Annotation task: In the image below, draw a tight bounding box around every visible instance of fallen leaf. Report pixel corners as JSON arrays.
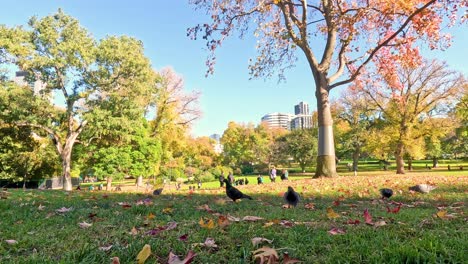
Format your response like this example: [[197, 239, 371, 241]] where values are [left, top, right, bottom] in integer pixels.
[[199, 217, 215, 229], [263, 222, 275, 228], [373, 220, 387, 227], [328, 227, 346, 235], [196, 204, 214, 213], [56, 207, 73, 213], [252, 247, 279, 264], [243, 216, 264, 221], [363, 209, 373, 225], [283, 252, 302, 264], [434, 210, 454, 219], [99, 245, 113, 251], [386, 205, 401, 214], [5, 240, 17, 245], [110, 257, 120, 264], [326, 208, 340, 219], [217, 215, 230, 228], [178, 234, 189, 242], [38, 204, 45, 211], [227, 214, 240, 222], [344, 219, 361, 225], [136, 244, 151, 264], [195, 237, 218, 250], [304, 203, 315, 210], [130, 227, 139, 235], [163, 207, 173, 214], [78, 222, 92, 229], [167, 250, 196, 264], [251, 237, 273, 247], [280, 220, 294, 228], [147, 213, 156, 219]]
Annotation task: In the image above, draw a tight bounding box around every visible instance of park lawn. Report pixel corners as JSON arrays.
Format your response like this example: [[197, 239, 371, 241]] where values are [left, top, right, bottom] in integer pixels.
[[0, 172, 467, 263]]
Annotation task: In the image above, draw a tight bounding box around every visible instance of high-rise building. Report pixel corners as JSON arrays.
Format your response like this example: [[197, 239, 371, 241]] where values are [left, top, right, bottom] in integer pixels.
[[14, 71, 47, 96], [291, 102, 313, 130], [261, 112, 294, 130]]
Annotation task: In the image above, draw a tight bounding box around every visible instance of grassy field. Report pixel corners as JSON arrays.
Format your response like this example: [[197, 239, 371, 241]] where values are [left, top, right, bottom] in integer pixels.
[[1, 172, 467, 263]]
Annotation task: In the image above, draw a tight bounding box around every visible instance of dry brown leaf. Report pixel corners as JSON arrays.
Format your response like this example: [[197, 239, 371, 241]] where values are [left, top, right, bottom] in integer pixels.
[[99, 245, 113, 251], [110, 257, 120, 264], [252, 237, 273, 247], [130, 227, 139, 235], [283, 252, 302, 264], [252, 247, 279, 264], [373, 220, 387, 227], [167, 250, 196, 264], [217, 215, 230, 228], [78, 222, 92, 229], [304, 203, 315, 210], [243, 216, 264, 221], [328, 227, 346, 235]]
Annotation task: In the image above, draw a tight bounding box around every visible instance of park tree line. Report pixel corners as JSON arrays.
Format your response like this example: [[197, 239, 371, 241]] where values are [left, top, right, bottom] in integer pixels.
[[1, 7, 467, 190]]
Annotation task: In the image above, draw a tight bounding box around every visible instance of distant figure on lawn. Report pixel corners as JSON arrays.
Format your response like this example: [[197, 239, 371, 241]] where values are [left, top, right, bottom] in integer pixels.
[[244, 178, 249, 185], [270, 167, 277, 183], [257, 175, 264, 185], [219, 173, 225, 188], [280, 169, 289, 181]]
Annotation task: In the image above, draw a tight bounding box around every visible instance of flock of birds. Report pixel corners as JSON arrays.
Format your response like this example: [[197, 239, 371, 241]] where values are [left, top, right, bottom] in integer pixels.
[[153, 179, 437, 208]]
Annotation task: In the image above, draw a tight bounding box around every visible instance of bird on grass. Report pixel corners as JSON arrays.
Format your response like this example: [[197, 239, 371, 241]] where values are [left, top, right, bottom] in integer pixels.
[[379, 188, 393, 199], [153, 188, 163, 195], [284, 186, 300, 208], [224, 179, 252, 202], [409, 184, 436, 193]]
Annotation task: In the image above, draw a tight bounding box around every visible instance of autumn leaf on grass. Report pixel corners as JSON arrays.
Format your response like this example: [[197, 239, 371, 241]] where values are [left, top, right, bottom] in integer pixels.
[[333, 200, 340, 206], [5, 240, 17, 245], [373, 220, 387, 227], [38, 204, 45, 211], [227, 214, 240, 222], [328, 227, 346, 235], [136, 244, 151, 264], [163, 207, 173, 214], [434, 210, 454, 220], [217, 215, 230, 228], [252, 247, 279, 264], [283, 252, 302, 264], [344, 219, 361, 225], [178, 234, 189, 242], [146, 222, 177, 236], [326, 208, 340, 219], [386, 205, 401, 214], [199, 217, 215, 229], [251, 237, 273, 247], [167, 250, 196, 264], [363, 209, 373, 225], [304, 203, 315, 210], [243, 216, 264, 221], [130, 227, 139, 235], [78, 222, 92, 229], [118, 202, 132, 209], [56, 207, 73, 213], [110, 257, 120, 264], [280, 220, 294, 228], [99, 245, 113, 251], [146, 212, 156, 220], [193, 237, 218, 251], [196, 204, 215, 213]]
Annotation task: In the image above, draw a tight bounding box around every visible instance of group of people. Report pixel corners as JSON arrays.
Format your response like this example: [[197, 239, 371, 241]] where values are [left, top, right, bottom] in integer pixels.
[[219, 167, 289, 187]]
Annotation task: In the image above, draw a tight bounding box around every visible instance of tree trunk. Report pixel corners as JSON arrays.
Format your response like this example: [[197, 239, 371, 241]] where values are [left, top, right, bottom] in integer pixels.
[[432, 157, 438, 168], [395, 142, 405, 174], [407, 157, 413, 171], [106, 177, 112, 191], [352, 147, 360, 172], [61, 150, 73, 191], [314, 79, 337, 178]]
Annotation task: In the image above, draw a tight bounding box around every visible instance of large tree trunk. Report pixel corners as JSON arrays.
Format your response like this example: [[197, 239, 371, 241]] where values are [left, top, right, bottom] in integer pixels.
[[61, 150, 73, 191], [407, 157, 413, 171], [432, 157, 438, 168], [314, 80, 337, 178], [395, 142, 405, 174], [352, 147, 360, 172]]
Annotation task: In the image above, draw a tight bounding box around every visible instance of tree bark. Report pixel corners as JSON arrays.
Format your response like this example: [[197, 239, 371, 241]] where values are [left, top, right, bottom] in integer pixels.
[[106, 177, 112, 191], [352, 147, 360, 172], [407, 157, 413, 171], [395, 142, 405, 174], [432, 157, 438, 168], [314, 79, 337, 178]]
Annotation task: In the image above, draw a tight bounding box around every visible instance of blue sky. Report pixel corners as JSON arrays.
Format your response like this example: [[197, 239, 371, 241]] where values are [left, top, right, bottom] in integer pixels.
[[1, 1, 467, 137]]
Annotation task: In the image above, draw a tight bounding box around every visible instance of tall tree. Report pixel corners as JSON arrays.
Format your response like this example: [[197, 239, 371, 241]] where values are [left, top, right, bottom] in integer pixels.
[[359, 60, 465, 174], [278, 128, 318, 172], [0, 10, 154, 190], [189, 0, 463, 177]]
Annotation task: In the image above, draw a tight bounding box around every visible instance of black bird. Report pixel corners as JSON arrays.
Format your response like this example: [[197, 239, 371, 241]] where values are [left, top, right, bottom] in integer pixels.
[[224, 179, 252, 202], [283, 186, 300, 208], [379, 188, 393, 199], [153, 188, 163, 195]]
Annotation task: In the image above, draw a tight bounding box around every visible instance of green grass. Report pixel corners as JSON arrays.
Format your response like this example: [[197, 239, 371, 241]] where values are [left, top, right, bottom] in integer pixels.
[[1, 172, 467, 263]]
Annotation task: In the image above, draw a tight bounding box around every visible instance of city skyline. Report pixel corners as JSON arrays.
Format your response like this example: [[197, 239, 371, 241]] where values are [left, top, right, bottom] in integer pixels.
[[1, 1, 466, 137]]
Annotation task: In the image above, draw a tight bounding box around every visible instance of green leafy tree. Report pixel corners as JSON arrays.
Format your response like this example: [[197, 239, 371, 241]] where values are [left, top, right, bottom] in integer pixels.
[[278, 129, 317, 172], [0, 10, 153, 190]]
